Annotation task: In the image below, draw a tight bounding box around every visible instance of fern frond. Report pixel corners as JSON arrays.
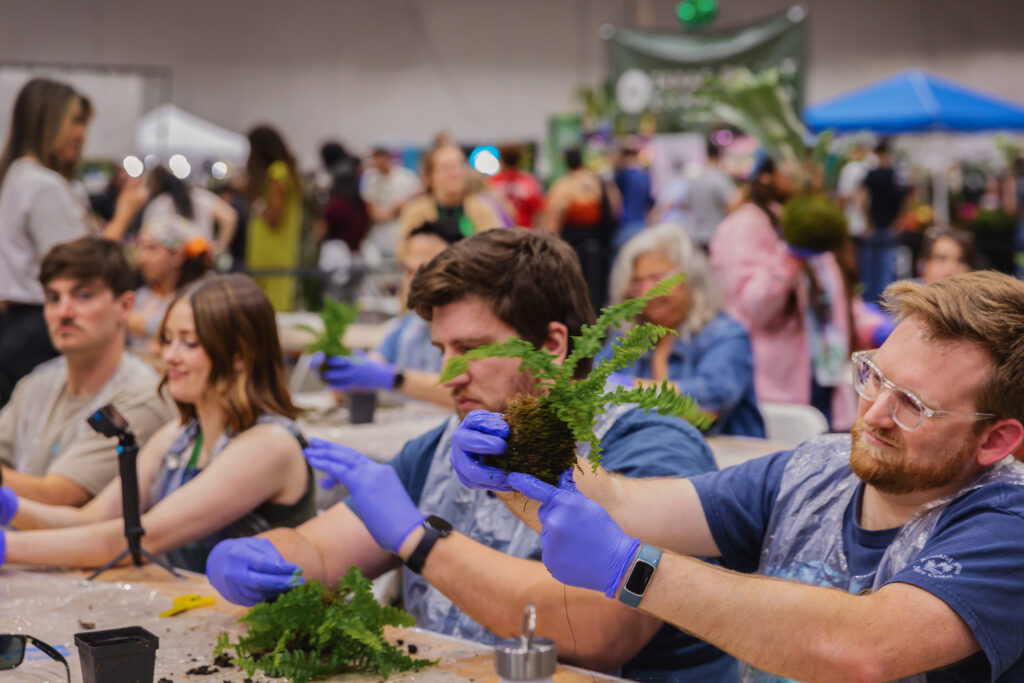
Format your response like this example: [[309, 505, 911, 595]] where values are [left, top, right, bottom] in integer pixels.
[[215, 566, 433, 680], [438, 337, 565, 384], [564, 272, 686, 373], [604, 381, 715, 431], [576, 321, 674, 401], [436, 271, 706, 474]]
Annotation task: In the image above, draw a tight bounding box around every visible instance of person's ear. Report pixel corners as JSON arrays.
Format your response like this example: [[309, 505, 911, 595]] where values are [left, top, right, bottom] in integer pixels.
[[116, 290, 135, 321], [975, 419, 1024, 467], [541, 322, 570, 364]]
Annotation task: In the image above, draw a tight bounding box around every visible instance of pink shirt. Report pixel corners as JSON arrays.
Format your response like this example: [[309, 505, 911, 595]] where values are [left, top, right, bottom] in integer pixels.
[[710, 203, 882, 430]]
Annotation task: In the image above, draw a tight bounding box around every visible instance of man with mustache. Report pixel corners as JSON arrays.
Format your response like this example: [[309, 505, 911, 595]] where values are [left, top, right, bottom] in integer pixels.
[[472, 271, 1024, 682], [207, 228, 735, 681], [0, 237, 174, 505]]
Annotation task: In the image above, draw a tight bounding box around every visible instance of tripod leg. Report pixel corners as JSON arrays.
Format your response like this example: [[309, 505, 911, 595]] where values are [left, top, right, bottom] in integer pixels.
[[86, 549, 132, 581], [86, 549, 184, 581], [136, 548, 183, 579]]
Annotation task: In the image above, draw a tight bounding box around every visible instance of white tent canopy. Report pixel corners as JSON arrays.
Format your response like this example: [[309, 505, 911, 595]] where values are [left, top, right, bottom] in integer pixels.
[[134, 104, 248, 164]]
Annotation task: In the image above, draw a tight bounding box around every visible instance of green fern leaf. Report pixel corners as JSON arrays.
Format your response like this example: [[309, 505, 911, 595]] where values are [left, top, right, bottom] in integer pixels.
[[215, 566, 433, 680], [436, 272, 710, 476]]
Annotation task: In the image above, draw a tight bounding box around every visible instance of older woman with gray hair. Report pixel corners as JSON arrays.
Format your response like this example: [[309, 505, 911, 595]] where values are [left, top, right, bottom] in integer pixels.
[[598, 223, 765, 436]]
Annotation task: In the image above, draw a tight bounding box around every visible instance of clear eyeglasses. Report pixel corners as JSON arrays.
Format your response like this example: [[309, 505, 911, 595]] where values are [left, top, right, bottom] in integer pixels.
[[0, 634, 71, 682], [850, 350, 997, 432]]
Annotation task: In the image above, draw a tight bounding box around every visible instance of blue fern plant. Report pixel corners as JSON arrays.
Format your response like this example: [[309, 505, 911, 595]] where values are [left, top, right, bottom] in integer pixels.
[[439, 273, 713, 483]]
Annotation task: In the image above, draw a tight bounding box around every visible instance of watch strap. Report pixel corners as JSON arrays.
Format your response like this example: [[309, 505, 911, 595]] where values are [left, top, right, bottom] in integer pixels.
[[617, 543, 662, 608], [404, 515, 451, 574], [392, 369, 406, 390]]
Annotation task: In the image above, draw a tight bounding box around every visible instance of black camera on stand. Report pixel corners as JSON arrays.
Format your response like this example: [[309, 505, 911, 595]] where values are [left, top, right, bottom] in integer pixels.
[[85, 404, 180, 580]]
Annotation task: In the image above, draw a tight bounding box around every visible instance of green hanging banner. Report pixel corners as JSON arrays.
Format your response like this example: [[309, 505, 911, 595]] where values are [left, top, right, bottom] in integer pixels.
[[608, 6, 808, 132]]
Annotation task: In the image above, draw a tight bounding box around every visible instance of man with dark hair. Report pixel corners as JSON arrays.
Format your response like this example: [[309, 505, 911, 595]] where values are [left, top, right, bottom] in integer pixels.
[[0, 237, 174, 506], [207, 228, 733, 681], [862, 139, 909, 302]]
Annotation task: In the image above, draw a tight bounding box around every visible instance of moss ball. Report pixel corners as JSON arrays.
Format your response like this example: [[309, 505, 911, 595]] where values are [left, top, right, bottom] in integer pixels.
[[487, 394, 576, 486], [781, 194, 848, 252]]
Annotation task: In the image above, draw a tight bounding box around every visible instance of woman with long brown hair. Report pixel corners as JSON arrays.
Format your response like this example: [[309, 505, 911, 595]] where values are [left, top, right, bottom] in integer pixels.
[[0, 78, 145, 405], [0, 274, 315, 572]]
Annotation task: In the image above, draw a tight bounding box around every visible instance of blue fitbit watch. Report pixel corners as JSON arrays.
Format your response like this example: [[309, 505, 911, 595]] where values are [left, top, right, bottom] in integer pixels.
[[618, 543, 663, 608]]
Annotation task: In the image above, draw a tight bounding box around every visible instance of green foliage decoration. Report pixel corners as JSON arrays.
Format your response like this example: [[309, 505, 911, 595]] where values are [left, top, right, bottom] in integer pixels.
[[685, 67, 809, 165], [295, 295, 359, 358], [215, 567, 433, 683], [439, 273, 713, 478]]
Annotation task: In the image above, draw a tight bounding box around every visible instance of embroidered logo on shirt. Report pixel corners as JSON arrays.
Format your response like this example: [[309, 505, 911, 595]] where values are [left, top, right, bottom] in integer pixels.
[[912, 554, 962, 579]]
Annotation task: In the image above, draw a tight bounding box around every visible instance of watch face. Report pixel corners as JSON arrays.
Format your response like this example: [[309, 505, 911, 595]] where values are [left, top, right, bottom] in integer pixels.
[[426, 515, 452, 533], [625, 561, 656, 594]]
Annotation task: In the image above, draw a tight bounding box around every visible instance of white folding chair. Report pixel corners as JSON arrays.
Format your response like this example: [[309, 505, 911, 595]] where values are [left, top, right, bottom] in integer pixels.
[[759, 402, 830, 444]]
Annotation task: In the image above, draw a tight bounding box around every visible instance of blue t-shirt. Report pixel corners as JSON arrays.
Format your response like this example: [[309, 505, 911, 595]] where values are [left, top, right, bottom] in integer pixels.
[[615, 166, 653, 225], [388, 407, 735, 683], [597, 313, 765, 437], [691, 451, 1024, 682]]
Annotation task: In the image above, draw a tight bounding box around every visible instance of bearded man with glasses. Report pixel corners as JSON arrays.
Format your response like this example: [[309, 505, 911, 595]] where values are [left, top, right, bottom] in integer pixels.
[[452, 270, 1024, 682]]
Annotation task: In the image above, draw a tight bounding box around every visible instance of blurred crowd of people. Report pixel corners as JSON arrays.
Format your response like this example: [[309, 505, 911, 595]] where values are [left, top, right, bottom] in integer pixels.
[[3, 76, 1018, 436]]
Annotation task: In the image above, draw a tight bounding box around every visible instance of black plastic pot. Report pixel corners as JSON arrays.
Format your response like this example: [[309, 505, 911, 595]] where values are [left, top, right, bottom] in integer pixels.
[[349, 391, 378, 424], [74, 626, 159, 683]]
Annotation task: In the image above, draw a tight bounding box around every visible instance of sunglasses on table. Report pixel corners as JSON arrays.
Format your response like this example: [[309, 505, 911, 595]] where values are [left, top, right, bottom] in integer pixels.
[[0, 634, 70, 682]]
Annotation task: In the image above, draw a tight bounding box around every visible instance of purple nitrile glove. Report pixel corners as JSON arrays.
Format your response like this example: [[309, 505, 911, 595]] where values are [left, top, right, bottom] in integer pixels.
[[450, 410, 512, 492], [0, 486, 17, 526], [316, 351, 395, 392], [508, 472, 640, 599], [0, 529, 5, 567], [206, 537, 304, 606], [304, 438, 424, 553]]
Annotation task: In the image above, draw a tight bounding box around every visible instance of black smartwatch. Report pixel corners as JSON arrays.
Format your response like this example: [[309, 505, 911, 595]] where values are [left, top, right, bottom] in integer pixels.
[[404, 514, 452, 574], [392, 369, 406, 391]]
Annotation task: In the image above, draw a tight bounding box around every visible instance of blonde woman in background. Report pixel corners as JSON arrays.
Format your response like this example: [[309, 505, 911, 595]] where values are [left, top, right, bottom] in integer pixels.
[[398, 144, 506, 242]]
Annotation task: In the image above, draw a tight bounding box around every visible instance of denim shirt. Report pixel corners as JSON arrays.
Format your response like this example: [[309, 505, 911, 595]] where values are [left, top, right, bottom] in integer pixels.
[[598, 312, 765, 437]]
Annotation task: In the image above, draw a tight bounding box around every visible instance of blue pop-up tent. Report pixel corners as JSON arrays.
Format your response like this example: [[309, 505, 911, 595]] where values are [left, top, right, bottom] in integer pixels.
[[804, 69, 1024, 134]]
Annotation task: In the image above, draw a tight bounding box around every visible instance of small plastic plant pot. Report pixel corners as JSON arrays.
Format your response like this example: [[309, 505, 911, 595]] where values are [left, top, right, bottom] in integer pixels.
[[349, 391, 378, 424], [74, 626, 159, 683]]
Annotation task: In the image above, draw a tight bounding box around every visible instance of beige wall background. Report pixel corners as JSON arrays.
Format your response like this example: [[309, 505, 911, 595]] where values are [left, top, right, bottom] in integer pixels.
[[1, 0, 1022, 165]]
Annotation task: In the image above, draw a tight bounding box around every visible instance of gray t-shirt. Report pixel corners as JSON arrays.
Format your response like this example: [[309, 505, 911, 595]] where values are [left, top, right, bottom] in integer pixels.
[[688, 165, 736, 246], [0, 158, 88, 304], [0, 354, 177, 495]]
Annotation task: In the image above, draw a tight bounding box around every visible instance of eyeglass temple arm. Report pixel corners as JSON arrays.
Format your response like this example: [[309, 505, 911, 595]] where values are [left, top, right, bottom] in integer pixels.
[[27, 637, 71, 682]]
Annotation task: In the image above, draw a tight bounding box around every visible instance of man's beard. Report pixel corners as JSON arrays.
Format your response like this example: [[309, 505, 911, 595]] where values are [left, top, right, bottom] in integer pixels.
[[849, 421, 978, 495]]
